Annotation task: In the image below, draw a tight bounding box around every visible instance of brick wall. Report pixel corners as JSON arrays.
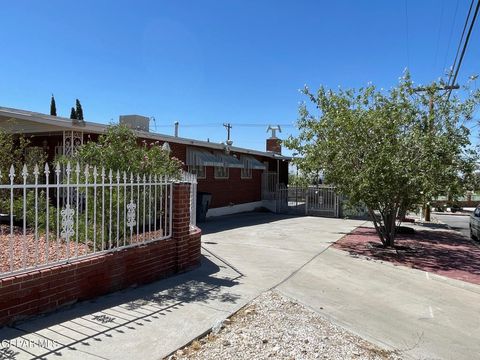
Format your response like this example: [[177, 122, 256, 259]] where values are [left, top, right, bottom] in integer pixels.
[[266, 138, 281, 154], [0, 183, 201, 327], [197, 168, 263, 208]]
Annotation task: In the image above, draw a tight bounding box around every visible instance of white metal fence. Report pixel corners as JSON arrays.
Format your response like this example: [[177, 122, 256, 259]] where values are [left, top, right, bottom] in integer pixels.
[[181, 171, 197, 228], [0, 162, 174, 278]]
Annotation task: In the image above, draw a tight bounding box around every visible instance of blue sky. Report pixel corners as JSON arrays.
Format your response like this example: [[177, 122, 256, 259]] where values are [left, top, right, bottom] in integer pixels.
[[0, 0, 479, 155]]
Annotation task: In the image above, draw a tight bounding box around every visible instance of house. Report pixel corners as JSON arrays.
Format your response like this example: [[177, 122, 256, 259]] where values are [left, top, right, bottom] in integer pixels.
[[0, 106, 290, 218]]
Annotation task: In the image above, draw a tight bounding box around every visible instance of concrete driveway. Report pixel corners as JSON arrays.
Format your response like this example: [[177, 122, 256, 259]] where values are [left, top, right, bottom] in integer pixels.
[[202, 213, 480, 360]]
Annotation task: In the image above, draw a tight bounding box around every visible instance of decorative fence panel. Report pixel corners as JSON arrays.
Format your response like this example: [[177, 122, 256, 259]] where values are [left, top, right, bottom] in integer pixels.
[[0, 162, 173, 278], [182, 171, 198, 228]]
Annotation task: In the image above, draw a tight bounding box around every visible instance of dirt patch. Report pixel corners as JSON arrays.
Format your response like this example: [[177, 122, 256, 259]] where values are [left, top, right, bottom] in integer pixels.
[[334, 226, 480, 285], [0, 225, 167, 274], [170, 291, 402, 360], [0, 225, 90, 273]]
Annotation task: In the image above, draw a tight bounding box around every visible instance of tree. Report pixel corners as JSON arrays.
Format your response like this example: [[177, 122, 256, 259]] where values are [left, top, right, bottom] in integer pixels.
[[70, 107, 77, 120], [50, 94, 57, 116], [75, 99, 84, 120], [285, 73, 480, 247]]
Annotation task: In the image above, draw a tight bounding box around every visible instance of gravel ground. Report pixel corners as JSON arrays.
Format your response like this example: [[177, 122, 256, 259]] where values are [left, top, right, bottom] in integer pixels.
[[169, 291, 403, 360], [0, 225, 90, 273], [0, 224, 166, 274], [333, 225, 480, 285]]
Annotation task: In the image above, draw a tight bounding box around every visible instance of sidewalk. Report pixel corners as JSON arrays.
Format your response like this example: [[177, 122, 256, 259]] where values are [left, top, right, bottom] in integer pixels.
[[0, 250, 246, 360]]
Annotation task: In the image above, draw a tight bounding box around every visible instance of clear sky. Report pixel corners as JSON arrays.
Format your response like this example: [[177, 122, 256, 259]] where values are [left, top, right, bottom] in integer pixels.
[[1, 0, 479, 155]]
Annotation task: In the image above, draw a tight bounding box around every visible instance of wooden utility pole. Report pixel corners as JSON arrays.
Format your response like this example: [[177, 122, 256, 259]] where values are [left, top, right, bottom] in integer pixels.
[[223, 123, 232, 144], [413, 84, 459, 221]]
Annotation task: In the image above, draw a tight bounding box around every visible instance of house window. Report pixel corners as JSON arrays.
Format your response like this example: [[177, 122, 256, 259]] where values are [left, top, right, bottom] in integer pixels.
[[241, 158, 252, 179], [214, 166, 229, 179], [188, 165, 206, 179]]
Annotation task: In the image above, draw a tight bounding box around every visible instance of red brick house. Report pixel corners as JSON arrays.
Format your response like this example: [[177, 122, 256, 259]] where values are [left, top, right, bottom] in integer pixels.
[[0, 106, 290, 218]]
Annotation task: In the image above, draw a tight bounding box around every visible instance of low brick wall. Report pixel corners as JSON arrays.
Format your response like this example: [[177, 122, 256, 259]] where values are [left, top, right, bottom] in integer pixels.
[[0, 183, 201, 326]]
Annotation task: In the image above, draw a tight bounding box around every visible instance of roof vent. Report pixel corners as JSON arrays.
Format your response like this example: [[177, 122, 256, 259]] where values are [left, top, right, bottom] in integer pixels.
[[119, 115, 149, 132]]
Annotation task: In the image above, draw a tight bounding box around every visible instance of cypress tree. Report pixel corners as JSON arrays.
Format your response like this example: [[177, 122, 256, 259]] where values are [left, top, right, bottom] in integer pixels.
[[50, 94, 57, 116], [75, 99, 84, 120], [70, 107, 77, 120]]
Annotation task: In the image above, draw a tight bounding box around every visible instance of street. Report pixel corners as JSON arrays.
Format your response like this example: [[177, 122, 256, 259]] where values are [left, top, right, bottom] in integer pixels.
[[432, 213, 471, 238]]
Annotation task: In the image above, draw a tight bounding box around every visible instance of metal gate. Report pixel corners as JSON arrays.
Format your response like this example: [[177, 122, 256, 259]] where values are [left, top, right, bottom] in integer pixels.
[[272, 185, 340, 217], [305, 186, 339, 217]]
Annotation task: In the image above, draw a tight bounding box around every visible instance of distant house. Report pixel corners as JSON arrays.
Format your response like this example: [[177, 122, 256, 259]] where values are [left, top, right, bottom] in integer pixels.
[[0, 106, 290, 218]]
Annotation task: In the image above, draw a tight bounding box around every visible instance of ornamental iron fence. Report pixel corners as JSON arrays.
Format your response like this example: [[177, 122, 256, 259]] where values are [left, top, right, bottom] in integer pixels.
[[0, 162, 176, 278]]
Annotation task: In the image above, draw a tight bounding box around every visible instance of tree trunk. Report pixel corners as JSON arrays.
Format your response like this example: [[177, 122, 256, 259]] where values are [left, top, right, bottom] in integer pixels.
[[382, 208, 397, 248]]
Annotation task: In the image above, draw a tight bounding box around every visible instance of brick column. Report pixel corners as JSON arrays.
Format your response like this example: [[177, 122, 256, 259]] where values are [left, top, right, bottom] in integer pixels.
[[172, 183, 202, 272]]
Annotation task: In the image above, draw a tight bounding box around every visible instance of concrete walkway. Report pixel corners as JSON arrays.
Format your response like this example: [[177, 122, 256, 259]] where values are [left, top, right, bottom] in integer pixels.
[[2, 213, 480, 359]]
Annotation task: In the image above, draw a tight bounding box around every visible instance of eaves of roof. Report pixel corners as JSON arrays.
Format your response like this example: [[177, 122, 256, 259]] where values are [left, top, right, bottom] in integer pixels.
[[0, 106, 291, 160]]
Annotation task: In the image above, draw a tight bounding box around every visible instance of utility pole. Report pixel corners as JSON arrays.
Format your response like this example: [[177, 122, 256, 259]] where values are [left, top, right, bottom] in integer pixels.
[[413, 84, 459, 221], [223, 123, 233, 145]]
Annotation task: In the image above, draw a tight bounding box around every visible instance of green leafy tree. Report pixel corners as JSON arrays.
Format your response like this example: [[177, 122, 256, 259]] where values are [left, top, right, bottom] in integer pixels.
[[50, 94, 57, 116], [285, 73, 480, 247], [0, 129, 51, 231], [70, 107, 77, 119], [0, 129, 29, 175], [75, 99, 84, 120]]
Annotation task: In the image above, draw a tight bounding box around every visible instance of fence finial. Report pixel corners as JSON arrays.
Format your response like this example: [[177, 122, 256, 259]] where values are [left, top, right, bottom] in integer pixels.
[[33, 164, 40, 177], [21, 164, 28, 179], [44, 163, 50, 175], [9, 165, 15, 181]]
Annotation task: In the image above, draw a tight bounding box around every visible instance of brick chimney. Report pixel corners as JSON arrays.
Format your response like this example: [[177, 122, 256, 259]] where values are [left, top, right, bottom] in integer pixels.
[[266, 125, 282, 154]]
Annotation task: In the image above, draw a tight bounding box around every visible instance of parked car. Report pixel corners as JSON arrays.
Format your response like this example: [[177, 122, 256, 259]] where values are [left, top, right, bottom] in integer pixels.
[[470, 205, 480, 240], [451, 204, 463, 213]]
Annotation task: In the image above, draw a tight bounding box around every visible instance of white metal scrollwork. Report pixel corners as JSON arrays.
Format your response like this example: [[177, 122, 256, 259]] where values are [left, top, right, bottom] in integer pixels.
[[61, 204, 75, 240], [63, 131, 84, 156], [127, 201, 137, 230]]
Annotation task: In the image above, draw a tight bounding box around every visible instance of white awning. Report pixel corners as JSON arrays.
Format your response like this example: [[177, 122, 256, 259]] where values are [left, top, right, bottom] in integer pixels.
[[187, 148, 223, 167], [242, 155, 267, 170]]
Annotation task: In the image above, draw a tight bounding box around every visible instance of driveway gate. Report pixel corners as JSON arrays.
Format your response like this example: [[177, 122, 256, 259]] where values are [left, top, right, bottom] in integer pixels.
[[273, 185, 340, 217], [305, 186, 340, 217]]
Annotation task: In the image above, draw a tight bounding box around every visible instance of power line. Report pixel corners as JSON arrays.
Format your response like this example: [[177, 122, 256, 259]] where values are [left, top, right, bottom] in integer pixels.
[[148, 123, 296, 128], [446, 0, 480, 100], [446, 0, 476, 87]]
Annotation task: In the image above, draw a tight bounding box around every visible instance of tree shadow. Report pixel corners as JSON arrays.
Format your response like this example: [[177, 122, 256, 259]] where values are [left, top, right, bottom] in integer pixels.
[[0, 252, 243, 360], [335, 227, 480, 285]]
